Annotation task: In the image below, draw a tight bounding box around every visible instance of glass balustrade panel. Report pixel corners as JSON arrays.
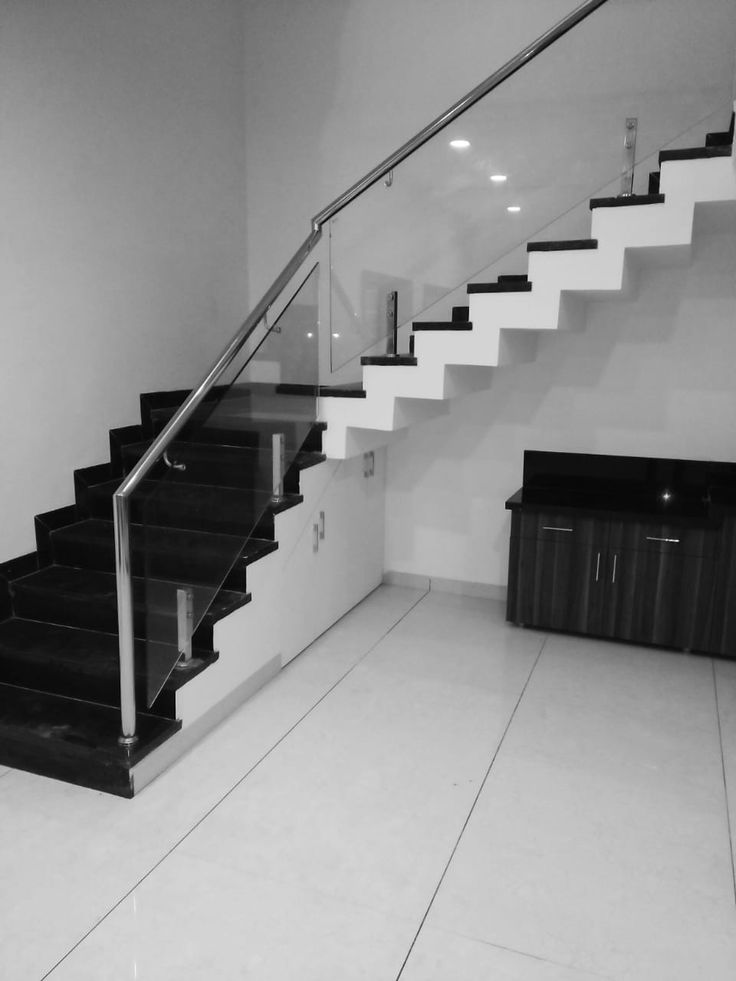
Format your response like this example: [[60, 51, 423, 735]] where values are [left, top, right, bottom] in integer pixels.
[[327, 0, 736, 377], [126, 265, 320, 707]]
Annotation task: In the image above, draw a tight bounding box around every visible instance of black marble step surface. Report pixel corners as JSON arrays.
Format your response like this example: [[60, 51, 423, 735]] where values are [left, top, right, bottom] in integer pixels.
[[360, 355, 418, 366], [659, 144, 732, 164], [589, 193, 665, 210], [527, 239, 598, 253], [412, 321, 473, 331], [84, 475, 302, 538], [497, 274, 529, 284], [0, 617, 215, 713], [648, 171, 661, 195], [11, 565, 250, 642], [119, 439, 323, 490], [705, 113, 734, 147], [467, 281, 532, 293], [0, 681, 180, 797], [275, 383, 367, 398], [452, 306, 470, 322], [50, 518, 250, 590]]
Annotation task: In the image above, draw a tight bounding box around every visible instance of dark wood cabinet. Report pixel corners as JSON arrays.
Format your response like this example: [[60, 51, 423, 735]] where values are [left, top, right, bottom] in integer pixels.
[[507, 507, 719, 654], [506, 450, 736, 657]]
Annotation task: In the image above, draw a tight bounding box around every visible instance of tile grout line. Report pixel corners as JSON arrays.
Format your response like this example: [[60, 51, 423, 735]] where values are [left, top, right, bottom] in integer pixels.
[[394, 634, 548, 981], [712, 659, 736, 907], [39, 586, 431, 981]]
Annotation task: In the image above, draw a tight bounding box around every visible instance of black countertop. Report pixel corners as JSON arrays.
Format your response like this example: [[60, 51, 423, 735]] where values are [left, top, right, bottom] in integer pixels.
[[505, 451, 736, 521]]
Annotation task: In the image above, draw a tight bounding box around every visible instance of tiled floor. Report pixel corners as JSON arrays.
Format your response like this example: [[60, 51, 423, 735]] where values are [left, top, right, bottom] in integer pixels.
[[3, 585, 736, 980]]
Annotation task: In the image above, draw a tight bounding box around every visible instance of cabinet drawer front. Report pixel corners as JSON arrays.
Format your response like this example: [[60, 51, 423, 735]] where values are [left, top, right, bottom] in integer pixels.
[[610, 520, 717, 557], [518, 511, 603, 545]]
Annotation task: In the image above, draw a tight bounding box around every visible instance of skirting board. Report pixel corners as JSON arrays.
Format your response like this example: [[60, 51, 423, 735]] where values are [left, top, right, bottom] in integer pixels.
[[382, 570, 507, 602], [130, 654, 281, 796]]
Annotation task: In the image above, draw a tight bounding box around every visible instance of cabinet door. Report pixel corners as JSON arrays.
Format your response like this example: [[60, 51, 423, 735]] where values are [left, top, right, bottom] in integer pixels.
[[706, 517, 736, 657], [510, 534, 605, 634], [602, 547, 715, 651]]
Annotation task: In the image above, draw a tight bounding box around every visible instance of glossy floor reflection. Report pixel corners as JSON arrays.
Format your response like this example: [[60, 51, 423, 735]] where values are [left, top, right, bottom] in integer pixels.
[[3, 585, 735, 980]]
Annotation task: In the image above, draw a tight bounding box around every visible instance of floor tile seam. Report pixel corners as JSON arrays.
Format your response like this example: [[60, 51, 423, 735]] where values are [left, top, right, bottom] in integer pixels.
[[393, 634, 549, 981], [170, 846, 421, 929], [421, 924, 614, 979], [38, 585, 432, 981], [712, 659, 736, 907]]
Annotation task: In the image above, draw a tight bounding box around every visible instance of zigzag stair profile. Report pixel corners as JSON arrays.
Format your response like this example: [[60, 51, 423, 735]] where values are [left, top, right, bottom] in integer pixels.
[[0, 119, 733, 796], [319, 122, 736, 459], [0, 387, 325, 796]]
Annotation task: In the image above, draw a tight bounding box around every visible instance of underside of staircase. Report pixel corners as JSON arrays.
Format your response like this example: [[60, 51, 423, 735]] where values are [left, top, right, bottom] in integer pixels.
[[0, 116, 733, 796]]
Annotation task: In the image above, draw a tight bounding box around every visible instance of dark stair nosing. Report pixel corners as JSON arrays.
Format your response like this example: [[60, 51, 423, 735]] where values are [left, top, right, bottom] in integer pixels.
[[659, 145, 732, 165], [275, 383, 366, 399], [0, 616, 216, 711], [467, 281, 532, 294], [451, 305, 470, 322], [648, 171, 661, 195], [360, 356, 418, 366], [10, 564, 250, 639], [705, 112, 734, 147], [497, 274, 529, 284], [527, 239, 598, 253], [412, 321, 473, 331], [0, 680, 180, 797], [589, 193, 665, 210]]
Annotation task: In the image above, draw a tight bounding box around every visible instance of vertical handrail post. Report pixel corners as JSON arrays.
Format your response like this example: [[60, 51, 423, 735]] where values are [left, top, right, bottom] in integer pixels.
[[619, 116, 638, 196], [386, 290, 398, 356], [113, 492, 138, 745], [272, 432, 285, 503]]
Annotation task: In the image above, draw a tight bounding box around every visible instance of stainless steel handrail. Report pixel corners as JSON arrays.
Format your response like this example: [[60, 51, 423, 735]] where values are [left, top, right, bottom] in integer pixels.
[[113, 0, 611, 742]]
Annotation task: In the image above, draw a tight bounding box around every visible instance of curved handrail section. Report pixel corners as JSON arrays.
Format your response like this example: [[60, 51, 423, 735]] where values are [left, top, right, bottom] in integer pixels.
[[113, 0, 611, 741]]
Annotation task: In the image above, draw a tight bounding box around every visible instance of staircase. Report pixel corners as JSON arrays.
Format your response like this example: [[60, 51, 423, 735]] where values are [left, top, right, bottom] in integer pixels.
[[0, 114, 733, 796]]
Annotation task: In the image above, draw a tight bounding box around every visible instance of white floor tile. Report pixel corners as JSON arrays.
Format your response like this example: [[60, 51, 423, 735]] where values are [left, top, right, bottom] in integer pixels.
[[0, 586, 422, 980], [401, 926, 608, 980], [44, 852, 415, 981], [424, 635, 736, 980], [178, 594, 543, 920]]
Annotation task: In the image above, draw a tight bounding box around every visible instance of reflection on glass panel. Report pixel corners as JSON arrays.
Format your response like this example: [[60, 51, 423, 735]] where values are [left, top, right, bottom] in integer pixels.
[[130, 265, 320, 707], [328, 0, 735, 375]]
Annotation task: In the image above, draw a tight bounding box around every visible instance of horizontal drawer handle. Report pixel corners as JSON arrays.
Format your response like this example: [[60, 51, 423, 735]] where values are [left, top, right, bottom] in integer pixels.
[[542, 526, 574, 532], [645, 536, 680, 543]]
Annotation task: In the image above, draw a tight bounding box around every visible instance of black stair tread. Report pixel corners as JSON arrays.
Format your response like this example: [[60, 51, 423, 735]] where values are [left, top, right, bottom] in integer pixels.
[[0, 681, 180, 797], [360, 356, 418, 366], [527, 239, 598, 253], [242, 538, 279, 564], [0, 617, 215, 694], [467, 281, 532, 293], [412, 321, 473, 331], [497, 274, 529, 283], [12, 565, 250, 629], [275, 383, 367, 398], [451, 305, 470, 322], [659, 145, 732, 164], [589, 193, 665, 210], [706, 113, 734, 147], [122, 437, 324, 470], [648, 172, 661, 194]]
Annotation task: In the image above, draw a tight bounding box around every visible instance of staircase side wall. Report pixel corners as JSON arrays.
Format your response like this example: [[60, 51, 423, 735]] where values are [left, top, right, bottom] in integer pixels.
[[384, 209, 736, 593]]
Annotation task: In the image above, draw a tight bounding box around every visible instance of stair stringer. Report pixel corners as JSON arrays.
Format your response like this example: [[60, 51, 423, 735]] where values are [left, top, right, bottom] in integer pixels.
[[319, 150, 736, 460]]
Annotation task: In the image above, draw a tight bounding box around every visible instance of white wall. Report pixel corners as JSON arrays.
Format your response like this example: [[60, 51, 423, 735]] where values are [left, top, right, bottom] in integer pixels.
[[0, 0, 248, 558], [240, 0, 579, 304], [384, 208, 736, 588]]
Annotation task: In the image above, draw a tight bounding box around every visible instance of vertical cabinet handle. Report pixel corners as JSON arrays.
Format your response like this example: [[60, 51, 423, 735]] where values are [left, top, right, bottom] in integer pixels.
[[595, 551, 601, 582], [312, 523, 319, 553], [611, 553, 618, 584], [319, 510, 325, 540]]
